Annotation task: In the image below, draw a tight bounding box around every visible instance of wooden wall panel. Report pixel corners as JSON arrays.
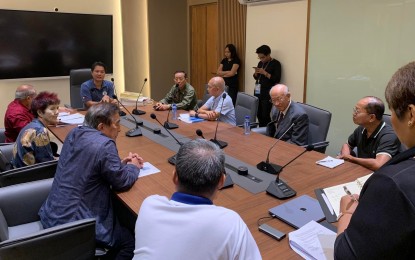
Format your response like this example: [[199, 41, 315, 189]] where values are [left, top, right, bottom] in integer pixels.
[[218, 0, 247, 91]]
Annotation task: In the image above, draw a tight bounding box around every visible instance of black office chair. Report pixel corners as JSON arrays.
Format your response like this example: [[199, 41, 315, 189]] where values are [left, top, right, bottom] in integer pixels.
[[0, 144, 13, 173], [382, 114, 406, 152], [0, 160, 58, 187], [297, 102, 332, 153], [234, 92, 259, 127], [69, 68, 92, 109], [0, 179, 96, 259], [252, 102, 332, 153], [0, 128, 5, 144]]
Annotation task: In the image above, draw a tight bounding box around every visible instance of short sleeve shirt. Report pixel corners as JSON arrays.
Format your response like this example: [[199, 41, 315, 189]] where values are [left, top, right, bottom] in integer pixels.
[[80, 79, 115, 103]]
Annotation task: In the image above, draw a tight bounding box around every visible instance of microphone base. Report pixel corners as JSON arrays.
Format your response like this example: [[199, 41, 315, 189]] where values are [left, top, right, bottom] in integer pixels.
[[168, 154, 177, 165], [126, 127, 142, 137], [256, 161, 282, 174], [266, 179, 296, 200], [210, 139, 228, 149], [119, 111, 126, 116], [164, 122, 179, 129], [132, 109, 146, 115], [221, 173, 234, 189]]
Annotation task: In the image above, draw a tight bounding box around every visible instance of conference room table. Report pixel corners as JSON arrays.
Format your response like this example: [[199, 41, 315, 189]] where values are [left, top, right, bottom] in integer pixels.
[[50, 104, 371, 259]]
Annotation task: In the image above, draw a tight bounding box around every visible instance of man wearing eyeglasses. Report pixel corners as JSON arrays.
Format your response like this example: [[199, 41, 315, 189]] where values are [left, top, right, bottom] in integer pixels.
[[266, 84, 309, 146], [154, 71, 197, 111], [337, 96, 400, 171]]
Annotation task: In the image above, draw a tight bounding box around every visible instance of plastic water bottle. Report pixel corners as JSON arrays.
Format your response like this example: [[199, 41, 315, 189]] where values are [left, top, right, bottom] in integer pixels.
[[244, 115, 250, 135], [172, 103, 177, 120]]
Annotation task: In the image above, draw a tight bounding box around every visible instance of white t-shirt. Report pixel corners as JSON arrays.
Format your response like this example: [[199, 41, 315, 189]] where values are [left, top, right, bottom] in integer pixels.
[[133, 194, 261, 260], [204, 93, 236, 126]]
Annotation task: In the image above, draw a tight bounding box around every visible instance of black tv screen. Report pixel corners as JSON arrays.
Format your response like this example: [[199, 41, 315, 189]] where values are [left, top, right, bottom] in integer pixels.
[[0, 9, 113, 79]]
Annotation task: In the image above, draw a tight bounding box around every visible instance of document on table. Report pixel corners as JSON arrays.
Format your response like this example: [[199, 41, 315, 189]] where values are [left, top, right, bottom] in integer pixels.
[[289, 220, 336, 260], [178, 113, 204, 123], [138, 162, 160, 178], [58, 113, 85, 125], [316, 156, 344, 169]]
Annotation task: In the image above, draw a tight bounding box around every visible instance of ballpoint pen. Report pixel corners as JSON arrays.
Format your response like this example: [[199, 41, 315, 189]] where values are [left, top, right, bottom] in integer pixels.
[[343, 186, 358, 202]]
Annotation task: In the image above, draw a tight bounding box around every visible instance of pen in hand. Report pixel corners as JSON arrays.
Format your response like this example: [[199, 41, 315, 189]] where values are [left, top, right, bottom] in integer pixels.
[[343, 186, 358, 202]]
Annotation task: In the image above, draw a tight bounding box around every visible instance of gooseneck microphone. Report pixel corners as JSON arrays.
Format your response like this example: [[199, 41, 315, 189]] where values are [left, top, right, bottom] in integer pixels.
[[150, 113, 182, 165], [266, 145, 314, 199], [210, 93, 228, 149], [257, 122, 295, 174], [113, 95, 142, 137], [132, 78, 148, 115], [111, 78, 126, 116], [164, 106, 179, 129]]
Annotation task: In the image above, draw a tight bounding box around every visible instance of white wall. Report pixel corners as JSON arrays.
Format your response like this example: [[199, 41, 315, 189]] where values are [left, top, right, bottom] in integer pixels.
[[244, 0, 308, 102], [0, 0, 125, 127]]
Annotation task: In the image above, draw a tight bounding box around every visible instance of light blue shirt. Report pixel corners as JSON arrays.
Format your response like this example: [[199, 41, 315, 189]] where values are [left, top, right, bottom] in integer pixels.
[[204, 92, 236, 126]]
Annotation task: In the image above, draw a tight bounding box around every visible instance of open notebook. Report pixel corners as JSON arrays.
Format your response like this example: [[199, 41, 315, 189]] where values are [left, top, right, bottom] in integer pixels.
[[321, 173, 373, 217]]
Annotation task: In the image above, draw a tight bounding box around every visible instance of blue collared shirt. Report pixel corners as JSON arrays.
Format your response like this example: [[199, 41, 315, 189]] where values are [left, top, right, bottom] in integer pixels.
[[39, 126, 140, 246], [80, 79, 115, 104]]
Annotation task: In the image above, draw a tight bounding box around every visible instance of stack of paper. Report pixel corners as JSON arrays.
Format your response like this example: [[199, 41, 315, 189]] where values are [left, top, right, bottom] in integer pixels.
[[316, 156, 344, 169], [289, 220, 336, 260], [58, 113, 85, 125], [178, 114, 204, 124]]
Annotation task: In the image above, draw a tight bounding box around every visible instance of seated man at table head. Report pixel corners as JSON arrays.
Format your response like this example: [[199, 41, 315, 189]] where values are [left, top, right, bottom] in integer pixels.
[[189, 76, 236, 126], [39, 102, 144, 259], [266, 84, 309, 146], [12, 91, 60, 168], [154, 71, 197, 111], [133, 139, 261, 260], [80, 61, 118, 108], [334, 61, 415, 259], [4, 84, 37, 143], [337, 96, 400, 171]]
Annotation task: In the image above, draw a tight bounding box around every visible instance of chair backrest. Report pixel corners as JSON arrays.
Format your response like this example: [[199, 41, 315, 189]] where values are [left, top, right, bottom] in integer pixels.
[[0, 160, 58, 187], [234, 92, 259, 125], [0, 218, 96, 260], [382, 114, 391, 126], [69, 68, 92, 109], [0, 178, 53, 228], [0, 144, 14, 172], [297, 102, 332, 152], [0, 129, 5, 143]]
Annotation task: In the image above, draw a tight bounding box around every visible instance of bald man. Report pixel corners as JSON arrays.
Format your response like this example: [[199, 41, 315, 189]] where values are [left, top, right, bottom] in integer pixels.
[[4, 85, 37, 143], [189, 77, 236, 126], [266, 84, 309, 146], [338, 96, 400, 171]]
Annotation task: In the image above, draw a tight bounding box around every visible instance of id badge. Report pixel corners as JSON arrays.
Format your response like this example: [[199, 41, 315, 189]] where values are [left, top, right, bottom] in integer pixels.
[[254, 83, 261, 95]]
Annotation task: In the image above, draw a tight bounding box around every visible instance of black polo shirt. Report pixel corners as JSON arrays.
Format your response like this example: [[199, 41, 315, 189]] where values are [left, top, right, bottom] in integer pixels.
[[348, 121, 400, 159]]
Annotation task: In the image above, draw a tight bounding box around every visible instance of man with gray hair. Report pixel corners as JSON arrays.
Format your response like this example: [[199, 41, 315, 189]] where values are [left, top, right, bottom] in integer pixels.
[[39, 103, 143, 259], [133, 139, 261, 259], [4, 84, 37, 142], [266, 84, 309, 146], [189, 76, 236, 125]]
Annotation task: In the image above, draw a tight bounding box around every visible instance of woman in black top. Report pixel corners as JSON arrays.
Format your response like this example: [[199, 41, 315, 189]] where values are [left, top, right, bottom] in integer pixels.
[[334, 61, 415, 259], [217, 44, 240, 105], [253, 45, 281, 127]]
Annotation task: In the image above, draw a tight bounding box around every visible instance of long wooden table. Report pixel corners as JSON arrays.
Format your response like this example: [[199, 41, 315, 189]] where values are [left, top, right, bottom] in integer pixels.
[[50, 105, 370, 259]]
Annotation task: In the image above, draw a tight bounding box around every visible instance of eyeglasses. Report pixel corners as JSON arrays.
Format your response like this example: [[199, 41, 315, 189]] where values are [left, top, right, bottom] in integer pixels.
[[269, 96, 286, 104], [352, 107, 370, 115]]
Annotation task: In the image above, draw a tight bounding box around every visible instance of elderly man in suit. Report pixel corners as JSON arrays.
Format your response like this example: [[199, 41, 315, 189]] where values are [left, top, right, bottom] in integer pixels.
[[266, 84, 309, 145]]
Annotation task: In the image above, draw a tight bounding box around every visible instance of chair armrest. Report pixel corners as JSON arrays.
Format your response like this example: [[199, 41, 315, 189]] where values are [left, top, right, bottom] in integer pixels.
[[251, 127, 267, 135], [0, 218, 96, 259]]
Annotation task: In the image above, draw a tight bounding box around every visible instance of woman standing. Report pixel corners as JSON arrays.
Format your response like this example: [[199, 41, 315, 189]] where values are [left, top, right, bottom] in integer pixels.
[[217, 44, 240, 105], [12, 91, 60, 168], [334, 61, 415, 259]]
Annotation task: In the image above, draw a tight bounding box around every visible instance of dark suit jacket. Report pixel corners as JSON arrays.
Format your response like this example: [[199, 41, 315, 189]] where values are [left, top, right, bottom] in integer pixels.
[[266, 102, 309, 146]]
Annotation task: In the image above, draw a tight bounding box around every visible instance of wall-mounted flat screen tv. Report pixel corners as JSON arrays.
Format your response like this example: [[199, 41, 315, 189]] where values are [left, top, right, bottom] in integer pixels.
[[0, 9, 113, 80]]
